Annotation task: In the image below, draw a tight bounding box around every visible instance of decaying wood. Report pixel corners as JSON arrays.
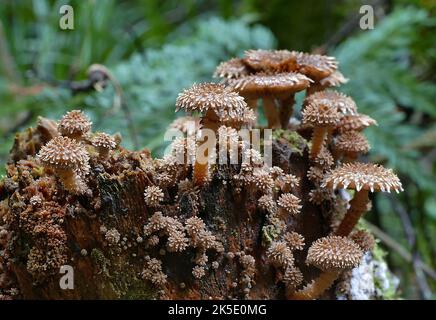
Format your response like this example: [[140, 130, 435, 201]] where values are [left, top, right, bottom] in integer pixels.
[[0, 120, 335, 300]]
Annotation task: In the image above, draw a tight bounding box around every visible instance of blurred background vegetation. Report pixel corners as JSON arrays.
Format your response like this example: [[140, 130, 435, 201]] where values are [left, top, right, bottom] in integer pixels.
[[0, 0, 435, 299]]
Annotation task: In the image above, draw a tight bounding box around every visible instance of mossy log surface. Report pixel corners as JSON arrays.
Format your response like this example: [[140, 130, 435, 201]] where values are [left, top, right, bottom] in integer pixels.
[[0, 121, 335, 300]]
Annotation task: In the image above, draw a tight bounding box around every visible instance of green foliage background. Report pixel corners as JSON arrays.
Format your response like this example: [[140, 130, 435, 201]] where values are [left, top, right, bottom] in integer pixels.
[[0, 0, 435, 299]]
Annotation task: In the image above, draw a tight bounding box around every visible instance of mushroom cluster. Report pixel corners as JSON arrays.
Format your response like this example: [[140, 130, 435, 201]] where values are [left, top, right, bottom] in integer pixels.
[[214, 49, 349, 130], [36, 110, 118, 195], [0, 49, 403, 300]]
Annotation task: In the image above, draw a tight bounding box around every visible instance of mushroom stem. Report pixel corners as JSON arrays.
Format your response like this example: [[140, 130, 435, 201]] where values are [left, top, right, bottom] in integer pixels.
[[56, 168, 83, 194], [310, 127, 327, 159], [262, 97, 281, 129], [290, 270, 340, 300], [305, 83, 323, 96], [335, 189, 369, 236], [193, 118, 217, 186], [279, 95, 295, 129]]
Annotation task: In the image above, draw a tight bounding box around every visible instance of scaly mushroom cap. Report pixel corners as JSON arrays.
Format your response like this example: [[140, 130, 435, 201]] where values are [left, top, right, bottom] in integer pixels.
[[91, 132, 116, 150], [267, 241, 294, 268], [37, 136, 89, 170], [319, 70, 349, 88], [243, 49, 297, 72], [277, 193, 302, 215], [284, 232, 305, 251], [305, 90, 357, 115], [306, 236, 363, 272], [350, 230, 375, 252], [283, 266, 304, 289], [336, 113, 378, 133], [58, 110, 92, 137], [313, 147, 334, 168], [144, 186, 164, 207], [229, 72, 312, 98], [322, 162, 403, 193], [302, 102, 341, 127], [292, 51, 338, 81], [175, 83, 250, 125], [335, 131, 370, 154], [213, 58, 251, 79], [169, 116, 201, 135]]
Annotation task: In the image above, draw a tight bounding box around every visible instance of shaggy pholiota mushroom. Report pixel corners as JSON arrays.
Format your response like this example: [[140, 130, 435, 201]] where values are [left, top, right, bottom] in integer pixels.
[[37, 136, 90, 194], [323, 162, 403, 236], [302, 100, 341, 159], [334, 131, 370, 162], [304, 90, 357, 116], [318, 70, 349, 91], [57, 110, 92, 141], [176, 83, 254, 186], [292, 51, 339, 95], [230, 72, 311, 128], [213, 58, 251, 80], [291, 236, 363, 300], [0, 48, 405, 301], [243, 49, 297, 72], [91, 132, 117, 159], [335, 112, 378, 133]]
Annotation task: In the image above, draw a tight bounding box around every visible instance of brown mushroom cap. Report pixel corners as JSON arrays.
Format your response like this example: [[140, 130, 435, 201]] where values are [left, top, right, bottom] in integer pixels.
[[350, 230, 375, 252], [175, 83, 251, 125], [306, 236, 363, 272], [243, 49, 297, 72], [292, 51, 338, 81], [277, 193, 302, 215], [91, 132, 116, 150], [37, 136, 89, 170], [335, 131, 370, 155], [283, 266, 304, 288], [284, 231, 305, 251], [229, 72, 312, 99], [322, 162, 403, 193], [305, 90, 357, 115], [336, 113, 378, 133], [319, 70, 349, 88], [58, 110, 92, 137], [213, 58, 251, 79], [302, 102, 341, 127]]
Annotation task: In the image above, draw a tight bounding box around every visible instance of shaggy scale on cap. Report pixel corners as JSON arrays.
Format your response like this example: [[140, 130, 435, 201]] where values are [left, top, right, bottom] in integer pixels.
[[243, 49, 297, 72], [349, 230, 376, 252], [214, 58, 250, 79], [284, 232, 305, 251], [92, 132, 116, 151], [319, 70, 349, 88], [335, 131, 370, 155], [229, 72, 311, 97], [302, 102, 341, 127], [292, 51, 338, 80], [277, 193, 302, 215], [305, 90, 357, 115], [322, 162, 403, 193], [336, 113, 378, 133], [144, 186, 164, 207], [306, 236, 363, 271], [38, 136, 89, 170], [175, 83, 248, 122], [58, 110, 92, 138]]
